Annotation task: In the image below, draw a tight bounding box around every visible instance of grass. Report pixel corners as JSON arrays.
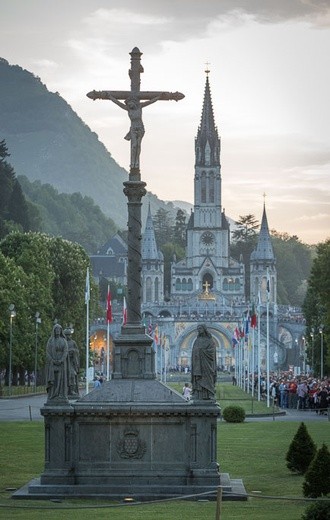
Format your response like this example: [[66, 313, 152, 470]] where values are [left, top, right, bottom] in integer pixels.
[[169, 382, 278, 415], [0, 385, 329, 519]]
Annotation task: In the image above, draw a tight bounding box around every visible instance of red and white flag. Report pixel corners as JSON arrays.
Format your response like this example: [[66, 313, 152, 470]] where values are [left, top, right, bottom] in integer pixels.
[[106, 285, 112, 324], [122, 296, 127, 325]]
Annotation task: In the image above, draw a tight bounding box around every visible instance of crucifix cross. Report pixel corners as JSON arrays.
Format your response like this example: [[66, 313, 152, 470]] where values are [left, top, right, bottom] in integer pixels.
[[87, 47, 184, 178], [203, 280, 210, 294]]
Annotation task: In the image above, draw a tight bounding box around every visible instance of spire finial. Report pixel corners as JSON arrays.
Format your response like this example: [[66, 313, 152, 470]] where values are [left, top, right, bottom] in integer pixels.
[[263, 192, 267, 207], [205, 61, 210, 76]]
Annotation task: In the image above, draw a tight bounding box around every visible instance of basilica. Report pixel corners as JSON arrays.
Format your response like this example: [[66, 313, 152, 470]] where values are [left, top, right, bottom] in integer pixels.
[[141, 72, 276, 316], [91, 73, 305, 375]]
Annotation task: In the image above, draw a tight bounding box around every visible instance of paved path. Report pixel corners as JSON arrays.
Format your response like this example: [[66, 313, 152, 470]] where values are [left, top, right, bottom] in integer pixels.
[[0, 394, 329, 422]]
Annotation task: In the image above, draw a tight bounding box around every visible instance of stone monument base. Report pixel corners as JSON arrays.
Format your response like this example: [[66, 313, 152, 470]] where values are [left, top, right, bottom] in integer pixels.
[[13, 380, 246, 501]]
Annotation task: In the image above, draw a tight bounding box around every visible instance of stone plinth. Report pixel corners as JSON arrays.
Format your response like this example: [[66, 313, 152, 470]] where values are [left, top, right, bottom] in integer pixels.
[[13, 379, 246, 501]]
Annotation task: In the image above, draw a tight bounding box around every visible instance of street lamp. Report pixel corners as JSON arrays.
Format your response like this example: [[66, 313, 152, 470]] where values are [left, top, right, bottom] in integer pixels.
[[310, 328, 314, 373], [34, 312, 41, 392], [8, 304, 16, 394], [319, 326, 324, 380]]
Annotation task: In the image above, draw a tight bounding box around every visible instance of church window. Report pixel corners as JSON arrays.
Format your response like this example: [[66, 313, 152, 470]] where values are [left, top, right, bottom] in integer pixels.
[[182, 278, 187, 291], [209, 172, 215, 203], [235, 278, 240, 291], [223, 278, 228, 291], [187, 278, 193, 291], [201, 173, 206, 202], [106, 247, 115, 256], [205, 141, 211, 166], [146, 277, 152, 302], [175, 278, 181, 291], [154, 278, 159, 301]]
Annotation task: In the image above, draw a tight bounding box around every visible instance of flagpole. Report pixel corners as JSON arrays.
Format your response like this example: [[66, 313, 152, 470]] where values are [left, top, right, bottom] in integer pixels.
[[266, 267, 270, 408], [106, 321, 110, 380], [164, 337, 167, 384], [251, 325, 255, 398], [85, 267, 90, 395]]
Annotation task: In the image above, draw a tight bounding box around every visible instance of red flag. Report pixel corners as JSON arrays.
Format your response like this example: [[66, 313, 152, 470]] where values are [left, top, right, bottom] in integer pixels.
[[251, 303, 257, 328], [106, 285, 112, 323], [122, 296, 127, 325]]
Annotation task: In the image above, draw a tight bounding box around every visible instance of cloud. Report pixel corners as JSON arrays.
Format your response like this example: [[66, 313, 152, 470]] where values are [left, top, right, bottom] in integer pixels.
[[31, 59, 59, 69], [113, 0, 330, 32]]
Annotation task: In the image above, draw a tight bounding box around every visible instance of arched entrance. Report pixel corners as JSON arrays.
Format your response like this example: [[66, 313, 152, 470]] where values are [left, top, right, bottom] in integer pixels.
[[202, 273, 214, 291]]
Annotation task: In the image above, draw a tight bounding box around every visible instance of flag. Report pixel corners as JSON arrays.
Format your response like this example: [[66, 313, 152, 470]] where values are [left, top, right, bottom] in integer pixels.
[[232, 327, 239, 348], [251, 303, 257, 328], [106, 285, 112, 323], [154, 324, 159, 345], [148, 319, 152, 336], [244, 311, 250, 342], [122, 296, 127, 325], [85, 267, 90, 305]]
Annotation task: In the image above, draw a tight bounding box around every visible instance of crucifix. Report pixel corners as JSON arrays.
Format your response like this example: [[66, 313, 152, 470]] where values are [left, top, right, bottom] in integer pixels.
[[87, 47, 184, 178], [87, 48, 184, 336]]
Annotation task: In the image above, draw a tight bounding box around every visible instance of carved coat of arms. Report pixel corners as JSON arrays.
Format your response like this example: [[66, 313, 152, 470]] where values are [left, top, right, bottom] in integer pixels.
[[117, 428, 146, 459]]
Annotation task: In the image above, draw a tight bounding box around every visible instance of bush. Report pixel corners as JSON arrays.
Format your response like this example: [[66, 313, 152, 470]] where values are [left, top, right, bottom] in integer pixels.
[[222, 405, 245, 423], [302, 501, 330, 520], [303, 444, 330, 498], [286, 422, 317, 474]]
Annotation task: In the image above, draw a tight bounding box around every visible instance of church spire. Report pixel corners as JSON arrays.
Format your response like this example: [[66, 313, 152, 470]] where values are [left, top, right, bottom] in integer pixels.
[[142, 203, 159, 260], [195, 72, 220, 167], [251, 203, 275, 263]]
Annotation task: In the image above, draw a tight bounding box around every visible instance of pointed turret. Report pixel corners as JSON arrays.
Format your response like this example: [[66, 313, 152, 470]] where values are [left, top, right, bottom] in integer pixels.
[[195, 73, 220, 167], [250, 203, 277, 307], [142, 203, 159, 260], [251, 203, 275, 263]]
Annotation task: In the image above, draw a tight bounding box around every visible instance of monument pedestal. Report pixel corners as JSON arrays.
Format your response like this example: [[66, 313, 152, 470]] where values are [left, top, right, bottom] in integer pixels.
[[14, 378, 246, 500]]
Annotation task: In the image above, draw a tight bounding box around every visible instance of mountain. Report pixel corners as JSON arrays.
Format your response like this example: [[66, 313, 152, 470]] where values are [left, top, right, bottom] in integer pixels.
[[0, 58, 185, 229]]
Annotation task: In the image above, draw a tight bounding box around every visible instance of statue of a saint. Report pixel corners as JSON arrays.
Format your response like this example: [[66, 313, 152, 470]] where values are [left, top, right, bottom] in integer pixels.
[[64, 328, 80, 398], [45, 324, 69, 402], [191, 324, 217, 401]]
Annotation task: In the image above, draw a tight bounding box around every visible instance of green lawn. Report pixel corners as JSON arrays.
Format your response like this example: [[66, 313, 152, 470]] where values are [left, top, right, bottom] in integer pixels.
[[169, 381, 278, 414], [0, 386, 329, 519]]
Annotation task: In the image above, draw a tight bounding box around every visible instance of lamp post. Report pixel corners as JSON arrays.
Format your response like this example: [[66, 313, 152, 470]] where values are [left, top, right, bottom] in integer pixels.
[[310, 328, 314, 373], [319, 326, 324, 380], [8, 304, 16, 394], [34, 312, 41, 392]]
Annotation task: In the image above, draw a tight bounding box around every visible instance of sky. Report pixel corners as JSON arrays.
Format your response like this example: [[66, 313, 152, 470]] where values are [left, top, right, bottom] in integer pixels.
[[1, 0, 330, 245]]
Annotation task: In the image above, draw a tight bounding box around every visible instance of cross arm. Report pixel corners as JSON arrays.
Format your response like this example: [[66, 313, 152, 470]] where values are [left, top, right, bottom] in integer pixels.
[[87, 90, 184, 102]]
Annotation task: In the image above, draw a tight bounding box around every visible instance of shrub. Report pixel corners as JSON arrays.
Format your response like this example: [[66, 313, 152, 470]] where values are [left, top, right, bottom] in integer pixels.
[[302, 501, 330, 520], [222, 405, 245, 423], [286, 422, 317, 474], [303, 444, 330, 498]]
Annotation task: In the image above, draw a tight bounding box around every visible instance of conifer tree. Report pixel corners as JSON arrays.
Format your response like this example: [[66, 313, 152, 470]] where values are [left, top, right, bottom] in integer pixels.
[[303, 443, 330, 498], [285, 422, 317, 474]]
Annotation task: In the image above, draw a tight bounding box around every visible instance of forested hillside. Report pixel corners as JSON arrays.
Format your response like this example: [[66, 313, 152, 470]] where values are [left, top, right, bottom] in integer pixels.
[[18, 175, 117, 253], [0, 58, 184, 229]]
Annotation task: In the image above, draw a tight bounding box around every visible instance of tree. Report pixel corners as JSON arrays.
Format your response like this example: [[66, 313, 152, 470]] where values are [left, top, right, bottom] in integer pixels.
[[0, 140, 33, 238], [303, 239, 329, 375], [153, 208, 173, 248], [271, 231, 313, 306], [285, 422, 317, 474], [0, 232, 95, 385], [302, 501, 330, 520], [231, 214, 259, 300], [303, 444, 330, 498], [173, 209, 187, 249]]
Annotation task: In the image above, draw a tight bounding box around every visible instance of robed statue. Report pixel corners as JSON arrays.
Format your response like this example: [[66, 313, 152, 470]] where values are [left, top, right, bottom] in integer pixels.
[[45, 324, 69, 402], [191, 324, 217, 401]]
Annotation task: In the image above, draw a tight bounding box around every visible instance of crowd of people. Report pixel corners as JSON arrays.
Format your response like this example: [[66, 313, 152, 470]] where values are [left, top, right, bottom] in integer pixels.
[[266, 374, 330, 414]]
